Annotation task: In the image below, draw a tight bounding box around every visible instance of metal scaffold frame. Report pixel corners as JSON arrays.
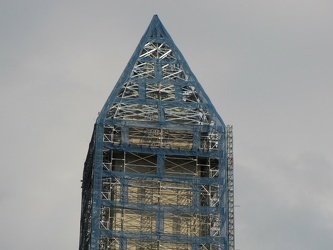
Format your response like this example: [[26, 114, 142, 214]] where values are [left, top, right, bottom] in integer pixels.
[[227, 125, 234, 250], [79, 15, 233, 250]]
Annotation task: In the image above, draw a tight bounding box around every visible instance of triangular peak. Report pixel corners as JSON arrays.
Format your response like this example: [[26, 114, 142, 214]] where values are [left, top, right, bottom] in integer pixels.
[[147, 15, 166, 40], [98, 15, 225, 130]]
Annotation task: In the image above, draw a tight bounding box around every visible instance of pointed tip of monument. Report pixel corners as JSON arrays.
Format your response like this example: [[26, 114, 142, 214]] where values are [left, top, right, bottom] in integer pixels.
[[151, 14, 161, 23], [98, 13, 225, 127]]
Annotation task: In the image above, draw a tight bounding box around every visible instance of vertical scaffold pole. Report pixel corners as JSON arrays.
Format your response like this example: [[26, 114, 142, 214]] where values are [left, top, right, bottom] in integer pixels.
[[227, 125, 234, 250]]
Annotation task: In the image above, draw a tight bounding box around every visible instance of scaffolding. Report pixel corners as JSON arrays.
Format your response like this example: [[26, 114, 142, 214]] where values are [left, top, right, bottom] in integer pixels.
[[79, 15, 233, 250]]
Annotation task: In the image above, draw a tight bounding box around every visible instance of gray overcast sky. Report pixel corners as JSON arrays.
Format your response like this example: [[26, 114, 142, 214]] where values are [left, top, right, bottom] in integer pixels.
[[1, 1, 332, 249]]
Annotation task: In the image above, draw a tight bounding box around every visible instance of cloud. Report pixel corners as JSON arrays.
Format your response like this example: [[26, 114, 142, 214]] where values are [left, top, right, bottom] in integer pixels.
[[236, 150, 333, 250]]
